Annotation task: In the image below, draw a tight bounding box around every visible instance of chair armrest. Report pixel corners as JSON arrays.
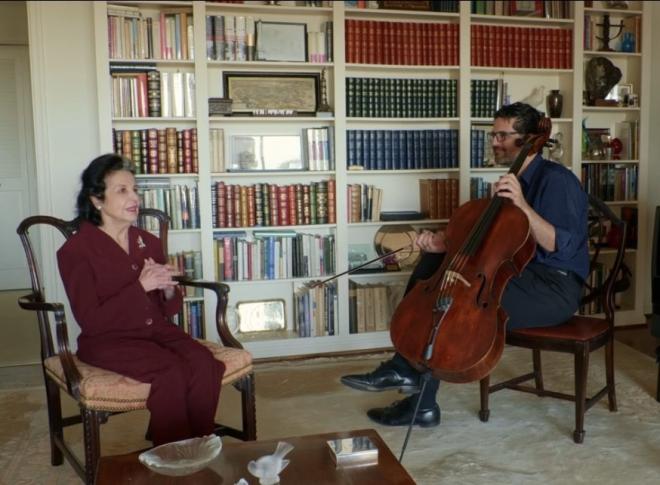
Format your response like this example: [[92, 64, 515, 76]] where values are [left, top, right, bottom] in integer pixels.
[[174, 276, 243, 350], [17, 293, 83, 398]]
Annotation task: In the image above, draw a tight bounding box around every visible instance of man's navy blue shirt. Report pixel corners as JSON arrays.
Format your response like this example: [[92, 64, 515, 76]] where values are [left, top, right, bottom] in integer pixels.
[[518, 154, 589, 281]]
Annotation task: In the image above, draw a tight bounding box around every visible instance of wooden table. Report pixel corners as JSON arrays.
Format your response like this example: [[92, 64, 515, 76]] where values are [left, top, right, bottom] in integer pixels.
[[95, 428, 415, 484]]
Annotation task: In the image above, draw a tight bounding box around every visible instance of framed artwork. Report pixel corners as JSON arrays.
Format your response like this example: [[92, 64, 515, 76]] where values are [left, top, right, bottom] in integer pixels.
[[255, 21, 307, 62], [617, 83, 633, 105], [229, 134, 304, 171], [236, 299, 286, 333], [223, 72, 320, 115]]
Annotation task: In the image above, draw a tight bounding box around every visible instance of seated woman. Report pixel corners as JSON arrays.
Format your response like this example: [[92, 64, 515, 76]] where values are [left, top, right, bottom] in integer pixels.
[[57, 153, 224, 445]]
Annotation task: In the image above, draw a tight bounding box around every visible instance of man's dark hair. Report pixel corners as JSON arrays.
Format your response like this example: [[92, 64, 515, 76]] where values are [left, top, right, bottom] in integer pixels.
[[494, 102, 542, 135], [76, 153, 135, 225]]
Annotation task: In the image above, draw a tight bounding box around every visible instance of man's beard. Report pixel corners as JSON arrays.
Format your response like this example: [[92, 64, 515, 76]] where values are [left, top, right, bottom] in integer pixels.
[[494, 151, 514, 166]]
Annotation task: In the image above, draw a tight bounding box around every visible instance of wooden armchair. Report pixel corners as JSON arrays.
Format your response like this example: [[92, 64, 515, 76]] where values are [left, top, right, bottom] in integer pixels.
[[16, 208, 256, 485], [478, 195, 626, 443]]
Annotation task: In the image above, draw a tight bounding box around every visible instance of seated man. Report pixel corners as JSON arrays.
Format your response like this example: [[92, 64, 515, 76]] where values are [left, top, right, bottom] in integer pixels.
[[341, 102, 589, 427]]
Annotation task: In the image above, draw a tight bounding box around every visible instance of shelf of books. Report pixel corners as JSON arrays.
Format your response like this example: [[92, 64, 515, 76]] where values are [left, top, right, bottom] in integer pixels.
[[93, 1, 650, 359], [577, 0, 647, 322]]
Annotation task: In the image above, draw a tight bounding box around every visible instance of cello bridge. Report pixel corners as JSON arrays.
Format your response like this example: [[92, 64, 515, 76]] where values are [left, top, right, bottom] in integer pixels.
[[445, 270, 471, 288]]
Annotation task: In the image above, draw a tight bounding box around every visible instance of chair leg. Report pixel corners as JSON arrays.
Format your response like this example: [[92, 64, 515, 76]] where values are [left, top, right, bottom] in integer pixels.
[[605, 339, 617, 411], [81, 407, 102, 485], [573, 344, 589, 444], [45, 378, 64, 466], [532, 349, 544, 393], [479, 375, 490, 422], [241, 372, 257, 441]]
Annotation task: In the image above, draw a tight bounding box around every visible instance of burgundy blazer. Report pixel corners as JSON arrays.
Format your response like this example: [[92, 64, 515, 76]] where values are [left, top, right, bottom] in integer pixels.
[[57, 221, 183, 344]]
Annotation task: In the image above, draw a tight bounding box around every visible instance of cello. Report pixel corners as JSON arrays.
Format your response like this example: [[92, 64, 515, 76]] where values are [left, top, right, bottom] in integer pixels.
[[389, 118, 552, 384]]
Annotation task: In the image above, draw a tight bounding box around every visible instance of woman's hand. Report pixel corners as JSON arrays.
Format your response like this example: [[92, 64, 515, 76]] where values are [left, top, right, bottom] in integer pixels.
[[139, 258, 179, 293], [415, 230, 447, 254]]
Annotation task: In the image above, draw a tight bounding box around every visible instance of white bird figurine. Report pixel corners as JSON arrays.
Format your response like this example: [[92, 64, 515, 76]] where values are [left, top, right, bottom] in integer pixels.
[[519, 85, 546, 109], [247, 441, 294, 485]]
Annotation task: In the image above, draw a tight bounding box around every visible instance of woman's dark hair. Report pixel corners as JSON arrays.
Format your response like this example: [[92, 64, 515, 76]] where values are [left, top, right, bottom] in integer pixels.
[[494, 102, 542, 135], [76, 154, 134, 225]]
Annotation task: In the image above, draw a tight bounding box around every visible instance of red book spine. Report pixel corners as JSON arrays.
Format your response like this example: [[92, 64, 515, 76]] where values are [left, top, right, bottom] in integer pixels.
[[136, 73, 148, 117], [436, 23, 444, 66], [565, 29, 572, 69], [247, 185, 256, 227], [191, 128, 198, 173], [357, 20, 366, 64], [233, 185, 241, 228], [428, 23, 436, 66], [403, 22, 412, 66], [302, 185, 311, 225], [240, 185, 249, 228], [495, 26, 504, 67], [375, 20, 384, 65], [223, 238, 232, 280], [147, 128, 158, 174], [451, 23, 459, 66], [383, 21, 392, 65], [367, 20, 375, 64], [485, 25, 492, 67], [345, 19, 354, 64], [279, 186, 289, 226], [287, 185, 296, 225], [176, 130, 184, 173], [512, 27, 521, 68], [225, 184, 234, 228], [394, 22, 403, 65], [182, 129, 192, 173], [269, 184, 279, 226], [327, 179, 336, 224]]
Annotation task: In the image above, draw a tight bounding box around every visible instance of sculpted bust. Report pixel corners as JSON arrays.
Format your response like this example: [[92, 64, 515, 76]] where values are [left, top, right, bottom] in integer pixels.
[[585, 57, 622, 105]]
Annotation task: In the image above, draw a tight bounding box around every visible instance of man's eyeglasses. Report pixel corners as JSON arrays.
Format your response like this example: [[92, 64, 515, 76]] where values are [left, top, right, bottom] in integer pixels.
[[487, 131, 520, 142]]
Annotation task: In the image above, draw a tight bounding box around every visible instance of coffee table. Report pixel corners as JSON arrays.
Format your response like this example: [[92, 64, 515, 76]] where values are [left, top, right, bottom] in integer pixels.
[[95, 428, 415, 484]]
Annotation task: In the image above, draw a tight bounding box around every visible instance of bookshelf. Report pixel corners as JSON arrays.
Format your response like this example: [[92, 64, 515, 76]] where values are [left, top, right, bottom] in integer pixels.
[[93, 1, 650, 359]]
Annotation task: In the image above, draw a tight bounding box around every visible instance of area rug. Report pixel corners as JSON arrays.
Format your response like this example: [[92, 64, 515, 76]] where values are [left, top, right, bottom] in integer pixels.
[[1, 342, 659, 484]]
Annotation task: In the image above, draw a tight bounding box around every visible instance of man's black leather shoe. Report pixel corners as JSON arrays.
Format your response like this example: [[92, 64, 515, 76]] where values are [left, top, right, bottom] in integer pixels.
[[367, 395, 440, 428], [340, 360, 421, 394]]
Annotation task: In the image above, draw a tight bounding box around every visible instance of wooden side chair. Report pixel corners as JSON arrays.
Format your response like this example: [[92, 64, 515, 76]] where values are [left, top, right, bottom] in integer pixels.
[[16, 208, 256, 485], [478, 195, 626, 443]]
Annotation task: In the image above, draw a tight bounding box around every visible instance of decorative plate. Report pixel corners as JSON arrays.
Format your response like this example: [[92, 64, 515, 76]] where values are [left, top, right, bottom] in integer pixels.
[[138, 435, 222, 477]]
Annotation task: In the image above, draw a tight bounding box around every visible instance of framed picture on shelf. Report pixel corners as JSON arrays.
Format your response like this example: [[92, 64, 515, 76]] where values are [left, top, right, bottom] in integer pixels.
[[223, 72, 320, 115], [255, 21, 307, 62], [617, 83, 633, 105], [236, 299, 286, 334], [229, 134, 304, 171]]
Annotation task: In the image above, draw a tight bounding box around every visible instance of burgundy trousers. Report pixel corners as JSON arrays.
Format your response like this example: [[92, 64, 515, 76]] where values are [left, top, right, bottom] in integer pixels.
[[77, 323, 225, 445]]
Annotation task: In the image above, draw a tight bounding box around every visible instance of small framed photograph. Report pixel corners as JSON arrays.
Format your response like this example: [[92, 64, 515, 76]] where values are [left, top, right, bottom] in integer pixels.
[[229, 134, 304, 171], [223, 72, 320, 115], [256, 21, 307, 62], [617, 83, 633, 105], [236, 299, 286, 333]]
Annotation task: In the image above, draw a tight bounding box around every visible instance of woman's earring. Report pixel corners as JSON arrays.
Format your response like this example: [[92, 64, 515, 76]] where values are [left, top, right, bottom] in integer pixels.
[[96, 205, 101, 210]]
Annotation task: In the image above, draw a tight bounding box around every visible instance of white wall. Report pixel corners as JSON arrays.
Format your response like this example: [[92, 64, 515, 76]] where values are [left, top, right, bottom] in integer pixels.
[[26, 1, 660, 318], [27, 1, 100, 339]]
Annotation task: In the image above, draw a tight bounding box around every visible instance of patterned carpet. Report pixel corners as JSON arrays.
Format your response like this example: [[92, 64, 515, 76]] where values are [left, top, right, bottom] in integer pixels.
[[1, 342, 659, 484]]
